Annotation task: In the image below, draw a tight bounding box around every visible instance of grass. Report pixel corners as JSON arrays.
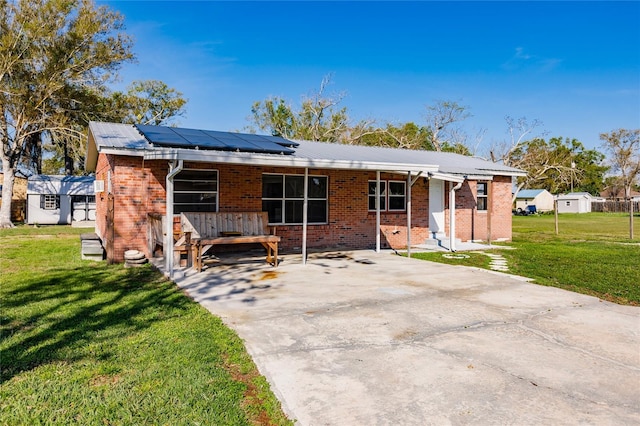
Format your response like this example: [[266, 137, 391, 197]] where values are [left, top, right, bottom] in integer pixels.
[[0, 225, 292, 425], [410, 213, 640, 306]]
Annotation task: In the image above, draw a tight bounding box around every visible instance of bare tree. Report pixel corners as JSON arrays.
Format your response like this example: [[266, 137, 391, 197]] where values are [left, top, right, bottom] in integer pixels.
[[424, 100, 471, 151], [489, 116, 545, 164], [600, 129, 640, 199]]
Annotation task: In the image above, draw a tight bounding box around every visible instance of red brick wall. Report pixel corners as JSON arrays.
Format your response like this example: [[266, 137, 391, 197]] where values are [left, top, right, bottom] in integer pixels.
[[95, 153, 513, 262], [444, 177, 513, 242]]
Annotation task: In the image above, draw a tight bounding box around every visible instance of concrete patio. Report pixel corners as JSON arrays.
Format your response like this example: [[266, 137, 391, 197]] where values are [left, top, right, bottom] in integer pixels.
[[165, 250, 640, 425]]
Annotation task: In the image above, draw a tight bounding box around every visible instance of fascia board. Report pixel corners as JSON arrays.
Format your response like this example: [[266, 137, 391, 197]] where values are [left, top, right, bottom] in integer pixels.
[[142, 148, 440, 174]]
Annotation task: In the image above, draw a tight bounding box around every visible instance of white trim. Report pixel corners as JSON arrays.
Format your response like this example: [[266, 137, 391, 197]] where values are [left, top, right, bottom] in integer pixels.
[[141, 148, 440, 175]]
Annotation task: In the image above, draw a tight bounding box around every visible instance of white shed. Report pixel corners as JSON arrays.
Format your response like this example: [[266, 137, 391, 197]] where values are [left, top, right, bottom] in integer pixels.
[[556, 192, 593, 214], [27, 175, 96, 225], [514, 189, 555, 212]]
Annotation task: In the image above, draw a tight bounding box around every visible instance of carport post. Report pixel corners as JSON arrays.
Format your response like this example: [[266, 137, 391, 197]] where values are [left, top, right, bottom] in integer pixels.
[[406, 171, 422, 258], [406, 171, 411, 258], [376, 171, 381, 253], [302, 167, 309, 265], [449, 180, 463, 252]]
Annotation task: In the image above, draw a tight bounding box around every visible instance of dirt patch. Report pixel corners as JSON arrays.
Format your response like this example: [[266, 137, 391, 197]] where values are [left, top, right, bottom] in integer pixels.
[[394, 329, 418, 340], [89, 374, 121, 387], [259, 271, 280, 281]]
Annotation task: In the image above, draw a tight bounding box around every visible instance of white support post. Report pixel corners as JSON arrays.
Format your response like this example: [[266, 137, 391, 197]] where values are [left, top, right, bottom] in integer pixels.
[[302, 168, 309, 265], [406, 171, 412, 258], [449, 181, 463, 252], [376, 171, 381, 253]]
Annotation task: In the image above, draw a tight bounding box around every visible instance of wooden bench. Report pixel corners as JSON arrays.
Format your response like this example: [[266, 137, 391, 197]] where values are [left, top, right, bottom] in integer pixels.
[[180, 212, 280, 271]]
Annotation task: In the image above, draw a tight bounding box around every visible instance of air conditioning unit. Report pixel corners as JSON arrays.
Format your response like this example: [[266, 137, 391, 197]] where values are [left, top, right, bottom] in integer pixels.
[[94, 180, 105, 193]]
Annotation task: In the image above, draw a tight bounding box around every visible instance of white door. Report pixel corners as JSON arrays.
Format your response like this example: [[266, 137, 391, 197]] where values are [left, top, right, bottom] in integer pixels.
[[429, 179, 445, 236]]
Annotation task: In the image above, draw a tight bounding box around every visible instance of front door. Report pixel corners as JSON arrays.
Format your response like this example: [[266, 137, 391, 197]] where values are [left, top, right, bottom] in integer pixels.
[[429, 179, 445, 236]]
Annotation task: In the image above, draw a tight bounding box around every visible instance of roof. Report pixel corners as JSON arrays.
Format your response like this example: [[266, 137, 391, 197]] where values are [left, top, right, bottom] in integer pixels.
[[27, 175, 95, 195], [515, 189, 548, 199], [556, 192, 594, 200], [86, 122, 526, 180]]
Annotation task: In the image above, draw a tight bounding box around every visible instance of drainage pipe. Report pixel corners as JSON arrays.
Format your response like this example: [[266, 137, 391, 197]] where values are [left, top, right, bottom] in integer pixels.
[[449, 181, 463, 252], [165, 159, 184, 278]]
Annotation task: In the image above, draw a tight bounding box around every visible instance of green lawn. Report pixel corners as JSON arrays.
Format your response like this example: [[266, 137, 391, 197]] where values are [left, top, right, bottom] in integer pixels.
[[0, 226, 292, 425], [410, 213, 640, 306]]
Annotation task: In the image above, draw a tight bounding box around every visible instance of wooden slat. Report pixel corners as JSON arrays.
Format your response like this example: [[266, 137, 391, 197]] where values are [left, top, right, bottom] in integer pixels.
[[199, 235, 280, 245], [181, 212, 274, 238]]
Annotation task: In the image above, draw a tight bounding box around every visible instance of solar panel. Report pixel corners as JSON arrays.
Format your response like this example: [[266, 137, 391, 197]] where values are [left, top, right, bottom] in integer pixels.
[[135, 125, 193, 148], [135, 124, 295, 154]]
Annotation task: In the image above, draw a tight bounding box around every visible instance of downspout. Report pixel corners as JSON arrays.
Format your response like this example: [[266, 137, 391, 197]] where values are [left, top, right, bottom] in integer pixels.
[[165, 160, 183, 278], [449, 180, 463, 252], [302, 168, 309, 265]]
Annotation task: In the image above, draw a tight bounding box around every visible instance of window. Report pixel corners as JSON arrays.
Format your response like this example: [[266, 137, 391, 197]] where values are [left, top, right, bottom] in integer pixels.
[[173, 169, 218, 214], [262, 174, 328, 224], [41, 194, 60, 210], [368, 180, 406, 212], [565, 201, 571, 207], [477, 182, 488, 211]]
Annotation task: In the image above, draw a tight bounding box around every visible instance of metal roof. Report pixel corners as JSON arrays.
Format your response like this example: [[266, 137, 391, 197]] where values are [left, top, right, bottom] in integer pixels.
[[27, 175, 95, 195], [86, 122, 526, 179], [515, 189, 547, 198]]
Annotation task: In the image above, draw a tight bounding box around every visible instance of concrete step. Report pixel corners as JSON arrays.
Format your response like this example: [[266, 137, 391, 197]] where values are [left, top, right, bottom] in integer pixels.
[[81, 237, 104, 260]]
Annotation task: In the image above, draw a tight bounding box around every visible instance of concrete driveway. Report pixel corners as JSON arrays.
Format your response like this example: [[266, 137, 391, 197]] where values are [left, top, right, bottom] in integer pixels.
[[172, 251, 640, 425]]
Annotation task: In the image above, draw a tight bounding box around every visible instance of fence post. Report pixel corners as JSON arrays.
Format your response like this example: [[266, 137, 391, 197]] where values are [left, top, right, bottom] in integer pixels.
[[554, 199, 559, 235], [630, 199, 635, 240]]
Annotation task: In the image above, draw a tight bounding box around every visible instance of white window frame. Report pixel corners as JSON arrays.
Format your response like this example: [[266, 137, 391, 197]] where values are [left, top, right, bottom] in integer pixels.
[[173, 168, 219, 214], [368, 180, 406, 212], [477, 182, 488, 211], [262, 173, 328, 225], [41, 194, 60, 210]]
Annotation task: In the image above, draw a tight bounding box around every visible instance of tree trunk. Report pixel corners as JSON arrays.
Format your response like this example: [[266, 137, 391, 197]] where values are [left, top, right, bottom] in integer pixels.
[[64, 139, 74, 175], [511, 181, 526, 204], [0, 156, 16, 228]]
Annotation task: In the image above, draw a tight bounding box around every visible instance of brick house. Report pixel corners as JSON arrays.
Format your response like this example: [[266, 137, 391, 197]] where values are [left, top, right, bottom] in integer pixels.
[[85, 122, 525, 271]]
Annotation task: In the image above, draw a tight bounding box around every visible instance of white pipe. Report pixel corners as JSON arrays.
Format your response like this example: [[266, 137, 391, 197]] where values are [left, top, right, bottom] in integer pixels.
[[302, 168, 309, 265], [406, 171, 411, 258], [449, 181, 463, 252], [165, 159, 183, 278], [376, 171, 381, 253]]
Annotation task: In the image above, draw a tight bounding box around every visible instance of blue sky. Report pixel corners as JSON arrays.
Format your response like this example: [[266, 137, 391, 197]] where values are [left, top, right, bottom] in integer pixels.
[[99, 1, 640, 153]]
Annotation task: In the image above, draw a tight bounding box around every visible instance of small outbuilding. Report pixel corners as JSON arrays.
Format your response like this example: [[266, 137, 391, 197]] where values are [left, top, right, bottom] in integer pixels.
[[514, 189, 554, 212], [27, 175, 96, 225], [556, 192, 593, 214]]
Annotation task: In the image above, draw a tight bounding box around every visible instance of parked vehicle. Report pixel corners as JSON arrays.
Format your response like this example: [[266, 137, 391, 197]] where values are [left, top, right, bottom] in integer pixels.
[[514, 205, 537, 216]]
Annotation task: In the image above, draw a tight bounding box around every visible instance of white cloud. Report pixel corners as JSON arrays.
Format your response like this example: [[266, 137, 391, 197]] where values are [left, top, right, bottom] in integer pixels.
[[502, 47, 562, 72]]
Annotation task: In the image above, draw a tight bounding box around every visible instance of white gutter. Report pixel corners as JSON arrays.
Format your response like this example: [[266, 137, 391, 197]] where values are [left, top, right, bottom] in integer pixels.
[[165, 160, 183, 278], [142, 148, 439, 175], [449, 181, 463, 252]]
